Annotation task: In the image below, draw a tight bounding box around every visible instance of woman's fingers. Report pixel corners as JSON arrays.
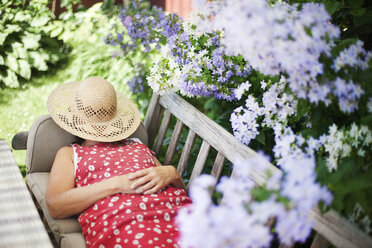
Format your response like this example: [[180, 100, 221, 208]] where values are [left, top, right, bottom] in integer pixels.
[[130, 174, 151, 190], [128, 167, 169, 193], [139, 180, 159, 194], [128, 169, 148, 180]]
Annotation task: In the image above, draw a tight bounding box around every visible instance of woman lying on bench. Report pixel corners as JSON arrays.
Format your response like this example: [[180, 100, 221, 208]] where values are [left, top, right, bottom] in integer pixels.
[[45, 76, 191, 248]]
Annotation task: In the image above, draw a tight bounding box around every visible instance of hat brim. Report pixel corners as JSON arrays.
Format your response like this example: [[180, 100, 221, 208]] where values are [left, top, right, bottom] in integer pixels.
[[47, 81, 141, 142]]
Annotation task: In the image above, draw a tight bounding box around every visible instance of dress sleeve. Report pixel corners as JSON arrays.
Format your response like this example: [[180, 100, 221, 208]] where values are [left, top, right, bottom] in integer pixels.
[[71, 144, 79, 178]]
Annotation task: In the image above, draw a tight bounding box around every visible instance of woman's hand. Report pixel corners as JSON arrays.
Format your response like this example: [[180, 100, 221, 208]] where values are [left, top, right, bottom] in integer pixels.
[[128, 166, 182, 194], [111, 174, 138, 194]]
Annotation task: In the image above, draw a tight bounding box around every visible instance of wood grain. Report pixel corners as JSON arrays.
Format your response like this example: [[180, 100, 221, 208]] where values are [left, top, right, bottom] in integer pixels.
[[164, 120, 183, 165], [309, 207, 372, 248], [211, 152, 225, 178], [177, 129, 196, 176], [189, 140, 211, 184], [154, 110, 172, 155], [311, 233, 329, 248], [144, 92, 164, 150]]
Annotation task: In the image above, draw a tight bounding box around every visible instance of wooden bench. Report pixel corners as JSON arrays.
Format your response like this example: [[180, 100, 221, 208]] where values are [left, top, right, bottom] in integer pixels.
[[11, 92, 372, 248]]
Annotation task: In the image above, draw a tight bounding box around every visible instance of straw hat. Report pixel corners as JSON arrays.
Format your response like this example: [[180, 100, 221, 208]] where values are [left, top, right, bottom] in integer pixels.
[[47, 76, 141, 142]]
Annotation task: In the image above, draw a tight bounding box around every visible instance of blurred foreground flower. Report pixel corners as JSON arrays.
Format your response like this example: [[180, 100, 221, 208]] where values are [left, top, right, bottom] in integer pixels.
[[177, 154, 332, 247]]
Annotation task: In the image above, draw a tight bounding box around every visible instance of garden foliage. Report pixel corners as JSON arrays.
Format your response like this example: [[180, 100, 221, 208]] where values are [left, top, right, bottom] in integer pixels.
[[0, 0, 65, 88], [106, 0, 372, 245]]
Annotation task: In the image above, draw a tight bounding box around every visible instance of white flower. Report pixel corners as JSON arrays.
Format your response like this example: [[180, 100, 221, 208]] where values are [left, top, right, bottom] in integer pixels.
[[234, 81, 251, 100], [367, 98, 372, 113]]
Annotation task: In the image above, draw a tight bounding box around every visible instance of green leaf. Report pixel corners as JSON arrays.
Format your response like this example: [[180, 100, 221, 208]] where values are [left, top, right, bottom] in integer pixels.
[[348, 0, 364, 8], [0, 55, 4, 65], [0, 32, 9, 46], [17, 59, 31, 79], [361, 115, 372, 129], [336, 175, 372, 194], [21, 32, 40, 50], [5, 54, 19, 72], [4, 24, 21, 34], [251, 188, 274, 202], [351, 8, 366, 17], [30, 16, 50, 27], [3, 69, 19, 87], [353, 10, 372, 27], [29, 51, 48, 71], [324, 1, 341, 15], [50, 25, 64, 38], [12, 45, 27, 59], [332, 191, 346, 212], [101, 0, 115, 11], [296, 99, 309, 121], [256, 132, 266, 145], [13, 11, 29, 22]]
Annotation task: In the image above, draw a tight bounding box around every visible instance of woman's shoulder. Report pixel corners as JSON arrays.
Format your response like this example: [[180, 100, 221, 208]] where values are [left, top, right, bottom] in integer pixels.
[[56, 146, 74, 157]]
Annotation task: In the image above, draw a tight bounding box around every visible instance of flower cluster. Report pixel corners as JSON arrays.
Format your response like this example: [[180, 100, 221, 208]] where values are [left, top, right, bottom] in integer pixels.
[[230, 77, 297, 145], [177, 154, 332, 247], [193, 0, 340, 104], [333, 40, 372, 72], [230, 96, 262, 145], [148, 22, 252, 101], [320, 123, 372, 171], [331, 77, 364, 113], [272, 121, 372, 172], [105, 0, 181, 53], [127, 74, 144, 93]]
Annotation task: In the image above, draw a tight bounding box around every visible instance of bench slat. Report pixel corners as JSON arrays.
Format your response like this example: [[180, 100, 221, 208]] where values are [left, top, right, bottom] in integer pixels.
[[159, 93, 280, 186], [311, 233, 329, 248], [154, 110, 172, 155], [189, 140, 211, 184], [144, 93, 164, 149], [309, 208, 372, 248], [164, 120, 184, 165], [211, 152, 225, 178], [177, 129, 196, 175]]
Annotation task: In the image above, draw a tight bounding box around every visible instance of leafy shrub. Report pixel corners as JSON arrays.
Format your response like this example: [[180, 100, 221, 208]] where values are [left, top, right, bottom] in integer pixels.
[[46, 2, 150, 113], [0, 0, 66, 88]]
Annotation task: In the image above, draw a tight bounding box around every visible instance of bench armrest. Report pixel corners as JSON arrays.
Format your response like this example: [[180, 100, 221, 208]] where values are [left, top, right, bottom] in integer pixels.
[[12, 131, 29, 150]]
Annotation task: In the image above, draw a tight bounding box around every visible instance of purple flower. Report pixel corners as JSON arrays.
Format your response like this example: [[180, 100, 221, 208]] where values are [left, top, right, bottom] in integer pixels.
[[127, 75, 144, 93]]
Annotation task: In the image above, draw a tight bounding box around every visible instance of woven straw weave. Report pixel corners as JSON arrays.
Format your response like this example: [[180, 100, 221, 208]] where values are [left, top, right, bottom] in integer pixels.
[[47, 77, 140, 142]]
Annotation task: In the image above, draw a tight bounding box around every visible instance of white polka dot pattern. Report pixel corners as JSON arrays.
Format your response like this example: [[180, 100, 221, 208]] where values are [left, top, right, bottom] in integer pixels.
[[73, 140, 192, 248]]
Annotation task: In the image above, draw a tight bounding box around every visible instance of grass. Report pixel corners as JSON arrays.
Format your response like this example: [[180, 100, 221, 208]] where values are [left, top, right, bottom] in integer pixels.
[[0, 40, 140, 171]]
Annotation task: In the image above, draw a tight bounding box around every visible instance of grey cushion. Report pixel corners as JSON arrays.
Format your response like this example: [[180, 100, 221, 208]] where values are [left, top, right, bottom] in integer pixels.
[[60, 233, 86, 248], [26, 173, 82, 243], [25, 114, 148, 247], [26, 115, 77, 173]]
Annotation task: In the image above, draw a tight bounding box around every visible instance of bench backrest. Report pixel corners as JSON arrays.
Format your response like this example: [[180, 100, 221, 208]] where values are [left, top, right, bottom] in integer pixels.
[[143, 92, 372, 248]]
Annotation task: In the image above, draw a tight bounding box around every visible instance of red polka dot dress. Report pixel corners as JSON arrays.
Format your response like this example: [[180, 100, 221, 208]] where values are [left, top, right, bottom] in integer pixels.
[[72, 139, 192, 248]]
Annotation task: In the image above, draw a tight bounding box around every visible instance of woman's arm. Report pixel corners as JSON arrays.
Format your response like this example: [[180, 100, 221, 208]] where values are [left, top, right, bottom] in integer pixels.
[[45, 146, 136, 219], [128, 156, 185, 194]]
